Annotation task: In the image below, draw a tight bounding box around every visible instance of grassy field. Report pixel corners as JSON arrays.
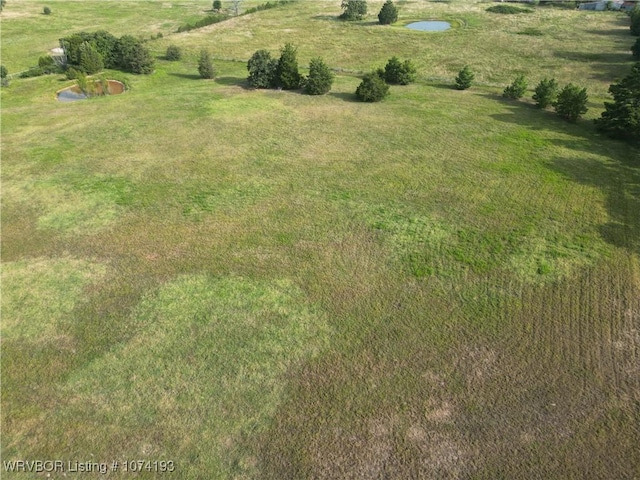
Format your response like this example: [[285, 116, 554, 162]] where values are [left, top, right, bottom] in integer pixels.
[[2, 1, 639, 478]]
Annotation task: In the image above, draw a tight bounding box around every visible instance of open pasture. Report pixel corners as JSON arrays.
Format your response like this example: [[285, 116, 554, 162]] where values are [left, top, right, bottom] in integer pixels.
[[1, 1, 639, 478]]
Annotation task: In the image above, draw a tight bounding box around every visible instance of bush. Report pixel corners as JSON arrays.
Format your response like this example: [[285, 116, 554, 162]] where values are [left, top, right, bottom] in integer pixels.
[[118, 35, 154, 74], [486, 5, 532, 14], [356, 72, 390, 102], [554, 83, 588, 122], [455, 65, 474, 90], [65, 67, 81, 80], [38, 55, 60, 74], [340, 0, 367, 20], [60, 31, 120, 69], [633, 38, 640, 58], [43, 6, 51, 14], [213, 0, 222, 11], [247, 49, 277, 88], [177, 13, 227, 32], [503, 75, 528, 99], [19, 68, 45, 78], [304, 57, 334, 95], [383, 56, 417, 85], [275, 42, 301, 89], [631, 7, 640, 36], [595, 63, 640, 142], [198, 50, 215, 79], [532, 77, 558, 108], [79, 42, 104, 74], [166, 45, 182, 61], [0, 65, 7, 79], [378, 0, 398, 25]]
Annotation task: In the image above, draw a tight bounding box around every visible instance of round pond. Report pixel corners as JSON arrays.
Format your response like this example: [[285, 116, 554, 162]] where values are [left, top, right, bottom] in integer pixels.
[[57, 80, 125, 102], [406, 21, 451, 32]]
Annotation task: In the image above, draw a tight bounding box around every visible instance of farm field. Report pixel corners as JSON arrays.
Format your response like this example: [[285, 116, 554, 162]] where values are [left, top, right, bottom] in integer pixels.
[[1, 1, 639, 479]]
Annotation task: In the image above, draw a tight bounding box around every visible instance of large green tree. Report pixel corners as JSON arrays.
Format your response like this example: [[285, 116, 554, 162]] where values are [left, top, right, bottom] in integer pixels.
[[275, 43, 301, 90], [383, 56, 416, 85], [247, 49, 277, 88], [118, 35, 154, 74], [595, 63, 640, 142], [554, 83, 588, 122], [631, 6, 640, 36], [378, 0, 398, 25], [79, 42, 104, 74], [304, 57, 334, 95], [340, 0, 367, 20]]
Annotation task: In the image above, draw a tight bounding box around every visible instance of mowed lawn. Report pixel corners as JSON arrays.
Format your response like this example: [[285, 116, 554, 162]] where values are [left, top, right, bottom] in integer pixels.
[[1, 1, 639, 479]]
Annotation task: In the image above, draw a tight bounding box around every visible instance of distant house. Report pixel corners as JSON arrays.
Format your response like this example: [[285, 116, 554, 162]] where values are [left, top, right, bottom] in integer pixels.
[[622, 0, 639, 11], [579, 1, 623, 10]]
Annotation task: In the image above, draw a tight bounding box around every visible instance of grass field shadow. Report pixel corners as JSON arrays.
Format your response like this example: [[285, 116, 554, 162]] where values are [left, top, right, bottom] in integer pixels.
[[168, 73, 202, 80], [329, 91, 358, 102], [215, 76, 250, 88]]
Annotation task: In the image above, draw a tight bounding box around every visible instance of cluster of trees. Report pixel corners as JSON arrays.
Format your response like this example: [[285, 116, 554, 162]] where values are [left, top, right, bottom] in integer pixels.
[[339, 0, 399, 25], [247, 43, 334, 94], [60, 31, 154, 75], [501, 74, 589, 122], [356, 56, 416, 102]]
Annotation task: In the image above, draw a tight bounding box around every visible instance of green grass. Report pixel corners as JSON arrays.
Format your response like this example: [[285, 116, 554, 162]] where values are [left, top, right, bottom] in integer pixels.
[[2, 1, 639, 478]]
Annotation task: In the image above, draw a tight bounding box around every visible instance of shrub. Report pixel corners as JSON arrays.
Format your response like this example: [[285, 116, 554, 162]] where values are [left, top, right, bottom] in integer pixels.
[[378, 0, 398, 25], [213, 0, 222, 11], [19, 68, 45, 78], [304, 57, 334, 95], [340, 0, 367, 20], [384, 56, 416, 85], [65, 67, 81, 80], [38, 55, 59, 74], [631, 7, 640, 36], [356, 72, 390, 102], [455, 65, 474, 90], [532, 77, 558, 108], [486, 5, 532, 14], [177, 13, 227, 33], [0, 65, 7, 79], [633, 38, 640, 58], [79, 42, 104, 74], [595, 63, 640, 142], [198, 50, 215, 79], [247, 49, 277, 88], [554, 83, 588, 122], [118, 35, 154, 74], [60, 31, 120, 69], [503, 75, 528, 99], [43, 6, 51, 14], [166, 45, 182, 61], [275, 42, 301, 89]]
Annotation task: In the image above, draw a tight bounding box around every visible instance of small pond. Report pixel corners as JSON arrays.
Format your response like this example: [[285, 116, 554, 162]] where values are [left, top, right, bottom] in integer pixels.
[[406, 21, 451, 32], [57, 80, 125, 102]]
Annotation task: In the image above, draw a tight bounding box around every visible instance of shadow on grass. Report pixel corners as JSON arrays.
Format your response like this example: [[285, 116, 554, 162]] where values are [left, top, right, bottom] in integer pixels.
[[168, 73, 202, 80], [554, 50, 633, 64], [490, 101, 640, 255], [328, 91, 358, 102], [428, 82, 456, 90], [215, 76, 250, 88]]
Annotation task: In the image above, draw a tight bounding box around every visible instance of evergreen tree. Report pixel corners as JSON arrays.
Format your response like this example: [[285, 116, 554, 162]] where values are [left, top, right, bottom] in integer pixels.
[[378, 0, 398, 25], [384, 56, 416, 85], [340, 0, 367, 20], [631, 6, 640, 36], [356, 72, 390, 102], [454, 65, 474, 90], [554, 83, 588, 122], [79, 42, 104, 74], [166, 45, 182, 61], [247, 49, 277, 88], [595, 63, 640, 142], [213, 0, 222, 11], [532, 77, 558, 108], [633, 37, 640, 59], [275, 42, 301, 90], [503, 75, 528, 99], [305, 57, 334, 95], [118, 35, 154, 74], [0, 65, 7, 79], [198, 49, 215, 79]]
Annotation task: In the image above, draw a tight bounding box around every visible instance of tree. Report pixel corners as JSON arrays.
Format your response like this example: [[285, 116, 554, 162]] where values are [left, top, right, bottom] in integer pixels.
[[166, 45, 182, 61], [554, 83, 588, 122], [631, 6, 640, 36], [0, 65, 7, 79], [305, 57, 334, 95], [455, 65, 474, 90], [378, 0, 398, 25], [38, 55, 58, 74], [198, 50, 215, 79], [247, 49, 277, 88], [356, 72, 390, 102], [118, 35, 154, 74], [0, 0, 6, 13], [503, 75, 528, 99], [340, 0, 367, 20], [384, 56, 416, 85], [595, 63, 640, 142], [43, 6, 51, 14], [79, 42, 104, 74], [231, 0, 242, 16], [213, 0, 222, 11], [532, 77, 558, 108], [275, 42, 301, 90], [633, 37, 640, 58]]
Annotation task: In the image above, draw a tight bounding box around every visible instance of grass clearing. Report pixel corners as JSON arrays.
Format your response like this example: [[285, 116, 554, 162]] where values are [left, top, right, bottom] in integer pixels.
[[2, 1, 639, 478]]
